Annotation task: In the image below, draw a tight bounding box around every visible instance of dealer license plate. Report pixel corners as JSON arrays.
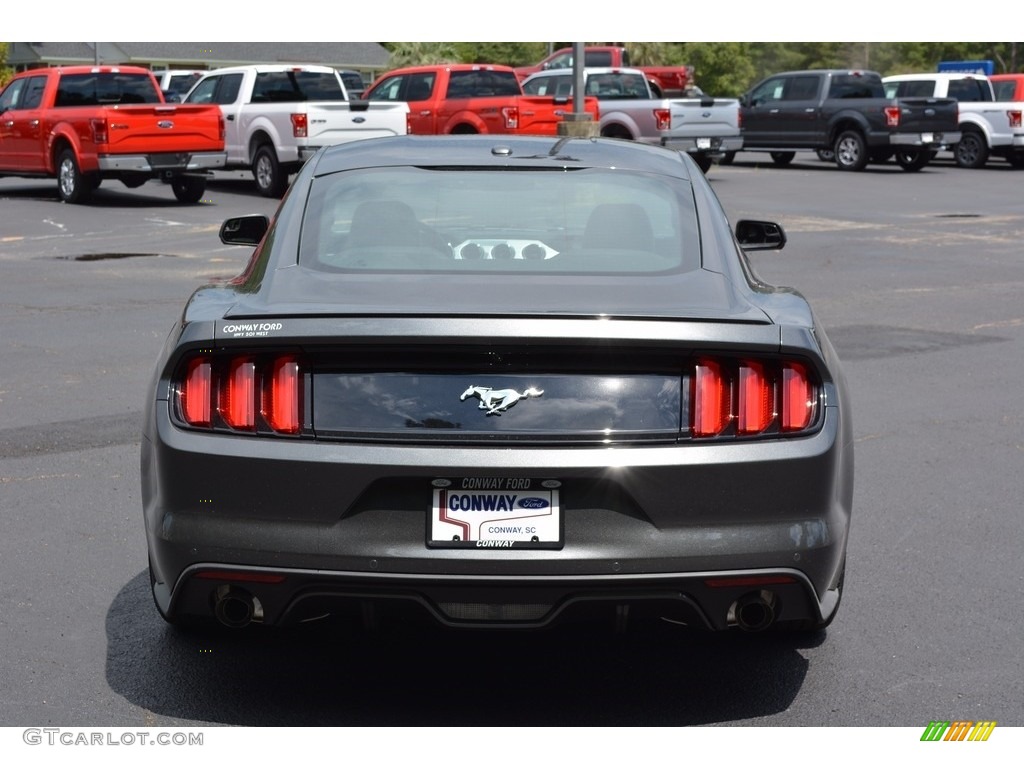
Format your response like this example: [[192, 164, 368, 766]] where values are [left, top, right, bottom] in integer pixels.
[[921, 132, 934, 144], [696, 137, 711, 150], [429, 478, 562, 549]]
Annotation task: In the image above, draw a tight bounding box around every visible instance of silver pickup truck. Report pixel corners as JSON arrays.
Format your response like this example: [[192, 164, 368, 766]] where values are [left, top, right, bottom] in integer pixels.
[[521, 67, 741, 173], [183, 64, 409, 197]]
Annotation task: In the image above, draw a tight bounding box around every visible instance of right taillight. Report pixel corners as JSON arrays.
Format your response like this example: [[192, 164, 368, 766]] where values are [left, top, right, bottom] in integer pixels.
[[690, 357, 819, 438]]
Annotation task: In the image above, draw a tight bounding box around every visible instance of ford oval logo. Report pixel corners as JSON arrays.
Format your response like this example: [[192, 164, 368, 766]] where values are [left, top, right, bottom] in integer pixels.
[[353, 116, 366, 123], [517, 497, 549, 510], [157, 120, 174, 129]]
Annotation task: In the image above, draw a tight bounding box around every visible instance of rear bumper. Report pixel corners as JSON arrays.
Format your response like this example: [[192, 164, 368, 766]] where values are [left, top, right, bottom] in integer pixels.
[[889, 131, 961, 147], [97, 152, 227, 173], [661, 135, 744, 154], [143, 401, 852, 631]]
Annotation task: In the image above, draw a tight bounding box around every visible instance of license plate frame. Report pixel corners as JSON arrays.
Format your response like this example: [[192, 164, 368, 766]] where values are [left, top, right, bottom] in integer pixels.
[[428, 478, 563, 550]]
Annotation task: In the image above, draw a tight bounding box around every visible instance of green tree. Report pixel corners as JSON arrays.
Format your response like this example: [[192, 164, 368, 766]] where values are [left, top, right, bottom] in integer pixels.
[[383, 42, 461, 67], [0, 42, 14, 86]]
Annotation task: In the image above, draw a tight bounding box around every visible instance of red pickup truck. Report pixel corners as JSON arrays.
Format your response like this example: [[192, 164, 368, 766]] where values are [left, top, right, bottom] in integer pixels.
[[514, 46, 696, 98], [991, 73, 1024, 102], [363, 64, 598, 136], [0, 65, 225, 203]]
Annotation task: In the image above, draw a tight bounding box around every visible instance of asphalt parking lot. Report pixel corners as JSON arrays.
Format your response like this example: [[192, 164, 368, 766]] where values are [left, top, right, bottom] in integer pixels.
[[1, 151, 1022, 731]]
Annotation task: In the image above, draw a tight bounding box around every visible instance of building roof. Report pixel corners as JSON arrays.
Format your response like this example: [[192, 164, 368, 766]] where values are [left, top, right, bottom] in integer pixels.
[[8, 42, 392, 74]]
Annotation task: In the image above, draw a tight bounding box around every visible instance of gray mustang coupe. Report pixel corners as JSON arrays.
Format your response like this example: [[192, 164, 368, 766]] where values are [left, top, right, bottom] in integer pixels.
[[141, 135, 853, 635]]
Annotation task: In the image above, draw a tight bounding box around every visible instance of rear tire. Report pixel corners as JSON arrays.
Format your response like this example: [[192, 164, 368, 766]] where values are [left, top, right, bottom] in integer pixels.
[[718, 151, 736, 166], [56, 148, 97, 203], [954, 129, 989, 169], [834, 130, 868, 171], [171, 176, 206, 203], [770, 151, 795, 166], [815, 148, 835, 162], [253, 144, 288, 198], [692, 154, 713, 173], [895, 149, 934, 172]]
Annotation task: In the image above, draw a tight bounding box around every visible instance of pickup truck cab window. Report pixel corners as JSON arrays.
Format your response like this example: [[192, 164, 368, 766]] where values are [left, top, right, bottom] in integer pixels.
[[827, 75, 884, 99], [0, 78, 26, 111], [186, 74, 243, 105], [749, 77, 786, 106], [55, 73, 161, 106]]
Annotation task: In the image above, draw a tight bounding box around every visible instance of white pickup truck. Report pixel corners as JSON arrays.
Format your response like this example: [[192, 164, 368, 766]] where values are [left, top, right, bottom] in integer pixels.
[[182, 64, 409, 196], [520, 67, 741, 172], [883, 72, 1024, 169]]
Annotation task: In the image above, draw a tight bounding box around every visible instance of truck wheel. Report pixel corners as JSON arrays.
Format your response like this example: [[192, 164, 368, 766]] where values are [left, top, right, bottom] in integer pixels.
[[253, 145, 288, 198], [895, 149, 934, 172], [834, 131, 868, 171], [692, 154, 713, 173], [601, 125, 633, 141], [56, 148, 96, 204], [815, 148, 835, 162], [770, 151, 795, 166], [954, 129, 989, 169], [171, 176, 207, 203]]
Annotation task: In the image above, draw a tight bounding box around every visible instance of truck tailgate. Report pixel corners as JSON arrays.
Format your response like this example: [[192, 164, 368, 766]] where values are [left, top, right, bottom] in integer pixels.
[[100, 105, 223, 153], [305, 103, 408, 144], [896, 97, 960, 132]]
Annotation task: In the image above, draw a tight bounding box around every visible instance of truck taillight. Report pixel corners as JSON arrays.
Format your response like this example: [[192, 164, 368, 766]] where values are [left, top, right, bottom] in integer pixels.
[[406, 112, 413, 135], [690, 357, 819, 438], [654, 108, 671, 132], [291, 113, 308, 138], [1009, 110, 1022, 129], [502, 106, 519, 130], [737, 107, 742, 129], [884, 106, 901, 128], [90, 118, 109, 144]]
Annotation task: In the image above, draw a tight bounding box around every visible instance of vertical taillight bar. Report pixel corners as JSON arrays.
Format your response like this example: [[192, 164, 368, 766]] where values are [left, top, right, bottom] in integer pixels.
[[181, 358, 212, 427], [654, 108, 671, 132], [884, 106, 901, 127], [502, 106, 520, 130], [263, 357, 302, 434], [738, 361, 774, 434], [219, 359, 256, 430], [692, 359, 731, 437], [781, 362, 815, 432], [290, 113, 308, 138]]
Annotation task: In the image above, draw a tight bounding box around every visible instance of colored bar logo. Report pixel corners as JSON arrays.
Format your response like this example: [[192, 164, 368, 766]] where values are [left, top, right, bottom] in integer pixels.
[[921, 721, 997, 741]]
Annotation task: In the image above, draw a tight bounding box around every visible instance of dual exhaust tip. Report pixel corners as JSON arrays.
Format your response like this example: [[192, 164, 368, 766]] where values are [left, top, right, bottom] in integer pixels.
[[212, 585, 261, 628], [732, 590, 778, 632]]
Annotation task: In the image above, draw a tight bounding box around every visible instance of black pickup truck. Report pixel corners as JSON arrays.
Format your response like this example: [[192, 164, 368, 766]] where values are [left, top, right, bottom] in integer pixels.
[[731, 69, 961, 171]]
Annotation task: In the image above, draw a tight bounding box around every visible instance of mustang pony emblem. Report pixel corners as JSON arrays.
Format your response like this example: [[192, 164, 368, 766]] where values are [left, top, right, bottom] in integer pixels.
[[460, 385, 544, 415]]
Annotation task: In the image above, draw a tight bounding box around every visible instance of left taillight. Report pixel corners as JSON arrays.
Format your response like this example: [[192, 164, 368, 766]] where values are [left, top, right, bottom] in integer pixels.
[[654, 108, 671, 132], [290, 113, 308, 138], [90, 118, 109, 144], [176, 354, 305, 435]]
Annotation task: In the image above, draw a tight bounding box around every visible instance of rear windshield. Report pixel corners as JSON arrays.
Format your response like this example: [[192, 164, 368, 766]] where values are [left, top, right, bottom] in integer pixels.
[[54, 73, 160, 106], [828, 74, 884, 99], [299, 166, 700, 275], [445, 70, 522, 98], [251, 70, 345, 102]]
